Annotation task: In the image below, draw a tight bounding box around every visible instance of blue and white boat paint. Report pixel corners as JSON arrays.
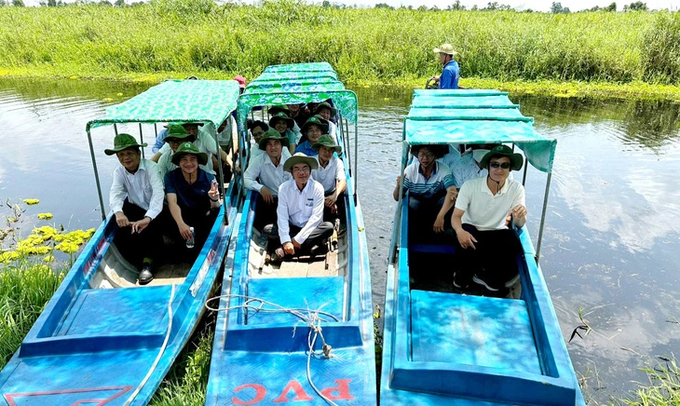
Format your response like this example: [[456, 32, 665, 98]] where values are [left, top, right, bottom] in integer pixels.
[[0, 80, 242, 406], [205, 65, 377, 405], [380, 89, 585, 405]]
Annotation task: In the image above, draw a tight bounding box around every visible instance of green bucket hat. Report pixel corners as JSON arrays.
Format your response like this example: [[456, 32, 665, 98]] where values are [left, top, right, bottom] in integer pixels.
[[314, 102, 337, 117], [171, 142, 208, 166], [104, 133, 147, 156], [312, 134, 342, 154], [268, 105, 290, 117], [300, 115, 330, 135], [268, 112, 295, 129], [479, 144, 523, 171], [258, 129, 290, 150], [284, 152, 319, 172], [165, 124, 195, 142]]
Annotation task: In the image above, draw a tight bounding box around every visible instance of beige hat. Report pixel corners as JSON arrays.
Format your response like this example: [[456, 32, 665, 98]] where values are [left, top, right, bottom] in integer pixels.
[[433, 43, 458, 56]]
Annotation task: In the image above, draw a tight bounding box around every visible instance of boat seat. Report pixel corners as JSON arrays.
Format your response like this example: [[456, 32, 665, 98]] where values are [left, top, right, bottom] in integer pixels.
[[409, 243, 456, 255]]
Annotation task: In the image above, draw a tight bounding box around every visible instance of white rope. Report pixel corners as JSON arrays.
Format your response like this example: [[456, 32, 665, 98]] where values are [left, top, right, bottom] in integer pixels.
[[124, 284, 175, 406], [206, 294, 339, 405]]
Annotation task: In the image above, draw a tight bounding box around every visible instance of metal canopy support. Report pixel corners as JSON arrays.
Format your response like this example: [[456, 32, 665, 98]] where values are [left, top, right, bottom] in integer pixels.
[[388, 139, 409, 265], [535, 172, 552, 264], [522, 157, 529, 186], [86, 129, 106, 221], [138, 123, 145, 159]]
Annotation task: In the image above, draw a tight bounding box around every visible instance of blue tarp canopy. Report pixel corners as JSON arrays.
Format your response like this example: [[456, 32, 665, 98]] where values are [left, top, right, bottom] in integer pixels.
[[411, 94, 518, 109], [87, 80, 240, 130], [404, 91, 556, 173]]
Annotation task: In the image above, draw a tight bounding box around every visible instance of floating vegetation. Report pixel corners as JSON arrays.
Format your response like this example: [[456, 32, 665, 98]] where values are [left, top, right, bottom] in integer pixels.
[[37, 213, 53, 220], [22, 199, 39, 206]]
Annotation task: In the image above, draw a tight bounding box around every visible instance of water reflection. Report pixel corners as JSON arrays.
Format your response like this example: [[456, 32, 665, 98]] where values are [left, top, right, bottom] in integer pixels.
[[2, 78, 680, 404]]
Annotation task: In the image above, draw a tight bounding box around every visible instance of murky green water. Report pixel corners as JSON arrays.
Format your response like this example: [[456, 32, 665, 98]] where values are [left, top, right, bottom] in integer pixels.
[[2, 77, 680, 403]]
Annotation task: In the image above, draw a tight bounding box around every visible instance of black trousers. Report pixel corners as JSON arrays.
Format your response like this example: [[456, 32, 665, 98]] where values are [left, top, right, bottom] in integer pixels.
[[254, 194, 278, 231], [113, 201, 163, 268], [169, 206, 219, 262], [262, 221, 334, 254], [453, 224, 523, 290], [323, 190, 347, 224]]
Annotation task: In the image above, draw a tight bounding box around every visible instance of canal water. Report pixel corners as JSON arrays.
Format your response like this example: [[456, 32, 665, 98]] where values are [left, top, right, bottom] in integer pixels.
[[2, 77, 680, 404]]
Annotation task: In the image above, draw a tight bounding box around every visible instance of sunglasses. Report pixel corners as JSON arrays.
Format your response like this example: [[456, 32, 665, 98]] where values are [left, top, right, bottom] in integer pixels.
[[490, 162, 511, 169]]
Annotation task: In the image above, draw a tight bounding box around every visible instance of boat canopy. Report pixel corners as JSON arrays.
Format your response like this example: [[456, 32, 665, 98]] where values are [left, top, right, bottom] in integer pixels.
[[243, 78, 345, 94], [86, 79, 240, 130], [249, 71, 338, 83], [264, 62, 335, 73], [404, 91, 556, 173]]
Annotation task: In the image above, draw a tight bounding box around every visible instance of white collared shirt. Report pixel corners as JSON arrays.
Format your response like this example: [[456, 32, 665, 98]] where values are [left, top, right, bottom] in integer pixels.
[[312, 155, 345, 193], [455, 176, 525, 231], [277, 179, 325, 244], [109, 159, 164, 219], [244, 149, 292, 196]]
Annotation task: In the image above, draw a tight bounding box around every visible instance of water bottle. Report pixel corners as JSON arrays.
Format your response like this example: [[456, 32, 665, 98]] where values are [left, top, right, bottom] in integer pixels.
[[186, 227, 195, 249]]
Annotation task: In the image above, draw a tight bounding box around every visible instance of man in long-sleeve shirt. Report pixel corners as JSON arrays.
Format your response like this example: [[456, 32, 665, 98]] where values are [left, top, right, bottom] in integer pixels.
[[105, 133, 165, 285], [431, 43, 460, 90], [244, 130, 292, 230], [263, 153, 334, 262]]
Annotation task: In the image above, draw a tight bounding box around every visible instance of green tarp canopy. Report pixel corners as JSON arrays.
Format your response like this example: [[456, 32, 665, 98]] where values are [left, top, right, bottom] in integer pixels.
[[404, 91, 556, 173], [250, 71, 339, 83], [243, 78, 345, 95], [87, 80, 240, 130], [264, 62, 335, 73], [411, 94, 518, 109]]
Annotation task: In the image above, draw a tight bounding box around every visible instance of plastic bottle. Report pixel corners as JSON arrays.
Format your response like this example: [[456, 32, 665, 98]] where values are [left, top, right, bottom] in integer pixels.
[[186, 227, 195, 249]]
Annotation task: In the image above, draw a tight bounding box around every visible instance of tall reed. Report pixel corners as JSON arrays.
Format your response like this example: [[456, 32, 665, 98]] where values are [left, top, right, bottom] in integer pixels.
[[0, 1, 675, 84]]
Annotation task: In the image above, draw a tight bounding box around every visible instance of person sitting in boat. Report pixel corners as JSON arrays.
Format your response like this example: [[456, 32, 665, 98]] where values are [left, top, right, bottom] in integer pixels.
[[440, 143, 503, 188], [156, 124, 197, 179], [263, 153, 334, 262], [245, 120, 268, 165], [165, 142, 222, 261], [244, 129, 292, 231], [312, 134, 347, 223], [151, 122, 219, 175], [269, 111, 298, 154], [295, 115, 330, 156], [451, 145, 527, 297], [393, 144, 458, 238], [431, 43, 460, 90], [287, 103, 309, 129], [105, 133, 165, 285], [314, 102, 338, 142]]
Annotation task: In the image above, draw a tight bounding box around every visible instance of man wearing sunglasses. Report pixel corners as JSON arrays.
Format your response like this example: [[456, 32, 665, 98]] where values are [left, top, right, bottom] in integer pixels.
[[451, 144, 527, 297]]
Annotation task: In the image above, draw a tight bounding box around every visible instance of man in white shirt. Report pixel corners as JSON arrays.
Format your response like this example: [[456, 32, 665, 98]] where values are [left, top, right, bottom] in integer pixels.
[[105, 133, 165, 285], [311, 134, 346, 223], [263, 153, 334, 262], [451, 145, 528, 297], [244, 129, 292, 230], [151, 122, 218, 175]]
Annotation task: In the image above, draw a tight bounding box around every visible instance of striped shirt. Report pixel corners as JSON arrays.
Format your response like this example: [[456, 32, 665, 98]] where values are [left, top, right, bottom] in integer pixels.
[[402, 160, 455, 200]]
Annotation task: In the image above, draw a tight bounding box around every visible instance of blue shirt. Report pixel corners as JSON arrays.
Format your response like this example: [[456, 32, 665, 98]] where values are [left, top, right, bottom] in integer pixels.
[[294, 141, 318, 156], [439, 60, 460, 90], [165, 168, 215, 212], [152, 129, 168, 153]]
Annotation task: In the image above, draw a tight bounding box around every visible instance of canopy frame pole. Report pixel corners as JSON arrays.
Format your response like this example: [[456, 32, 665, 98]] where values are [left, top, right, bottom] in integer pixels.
[[154, 123, 158, 139], [535, 171, 552, 264], [138, 123, 145, 159], [353, 118, 358, 199], [522, 156, 529, 186], [86, 128, 106, 221], [388, 139, 408, 265], [114, 123, 119, 136], [212, 121, 228, 226]]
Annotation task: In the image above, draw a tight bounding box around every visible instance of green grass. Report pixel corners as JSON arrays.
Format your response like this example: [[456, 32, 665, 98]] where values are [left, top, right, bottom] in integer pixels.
[[621, 359, 680, 405], [1, 1, 680, 98]]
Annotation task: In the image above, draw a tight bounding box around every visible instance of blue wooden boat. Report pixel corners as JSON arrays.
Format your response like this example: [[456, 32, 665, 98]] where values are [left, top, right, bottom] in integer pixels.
[[380, 89, 586, 405], [205, 65, 377, 405], [0, 80, 242, 405]]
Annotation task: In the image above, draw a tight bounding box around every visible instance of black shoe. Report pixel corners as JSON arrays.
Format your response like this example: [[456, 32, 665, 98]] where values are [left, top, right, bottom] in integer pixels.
[[452, 271, 469, 289], [269, 248, 284, 264], [139, 264, 154, 285], [472, 274, 500, 292], [310, 244, 329, 257]]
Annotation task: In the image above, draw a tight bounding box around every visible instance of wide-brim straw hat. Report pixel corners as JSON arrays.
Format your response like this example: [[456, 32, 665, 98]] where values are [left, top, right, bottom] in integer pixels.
[[300, 115, 330, 135], [258, 129, 290, 150], [433, 43, 458, 56], [314, 102, 337, 117], [284, 152, 319, 172], [268, 112, 295, 129], [410, 144, 449, 159], [104, 133, 147, 155], [171, 142, 208, 166], [479, 144, 524, 171], [312, 134, 342, 153]]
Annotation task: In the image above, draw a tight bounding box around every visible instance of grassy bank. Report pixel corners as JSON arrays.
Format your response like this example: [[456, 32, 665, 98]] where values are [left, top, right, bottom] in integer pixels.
[[0, 1, 679, 99]]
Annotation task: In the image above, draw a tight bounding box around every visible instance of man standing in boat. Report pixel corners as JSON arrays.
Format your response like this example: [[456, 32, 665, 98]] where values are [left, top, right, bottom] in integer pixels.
[[263, 153, 334, 262], [105, 133, 165, 285], [431, 43, 460, 90], [451, 145, 527, 297]]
